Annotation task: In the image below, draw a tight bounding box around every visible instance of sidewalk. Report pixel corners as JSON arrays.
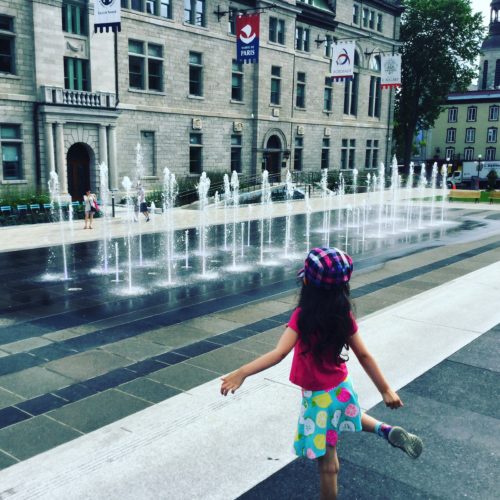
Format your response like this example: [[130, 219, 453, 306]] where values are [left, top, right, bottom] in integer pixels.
[[0, 261, 498, 499], [2, 190, 498, 254]]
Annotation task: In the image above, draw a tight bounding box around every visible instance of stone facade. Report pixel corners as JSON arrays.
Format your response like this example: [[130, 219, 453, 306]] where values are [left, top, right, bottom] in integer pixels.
[[0, 0, 402, 198]]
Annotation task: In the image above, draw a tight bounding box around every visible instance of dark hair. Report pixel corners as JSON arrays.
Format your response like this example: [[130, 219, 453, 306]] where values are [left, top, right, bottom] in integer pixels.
[[296, 282, 354, 365]]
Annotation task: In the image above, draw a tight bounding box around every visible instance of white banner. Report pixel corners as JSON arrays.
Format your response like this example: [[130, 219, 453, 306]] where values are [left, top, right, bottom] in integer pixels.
[[330, 41, 355, 80], [94, 0, 121, 33], [381, 54, 401, 88]]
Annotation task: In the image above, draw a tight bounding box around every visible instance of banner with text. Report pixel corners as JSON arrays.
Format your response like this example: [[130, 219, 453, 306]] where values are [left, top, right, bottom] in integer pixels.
[[381, 54, 401, 89], [330, 41, 355, 80], [236, 14, 260, 64], [94, 0, 121, 33]]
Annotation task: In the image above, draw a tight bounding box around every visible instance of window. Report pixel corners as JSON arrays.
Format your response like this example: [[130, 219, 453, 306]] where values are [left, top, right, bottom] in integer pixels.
[[362, 8, 369, 28], [446, 128, 456, 143], [465, 128, 475, 143], [269, 17, 285, 45], [270, 66, 281, 105], [353, 4, 360, 24], [365, 139, 379, 169], [463, 147, 474, 161], [377, 14, 383, 32], [495, 59, 500, 88], [368, 76, 381, 117], [62, 2, 87, 35], [160, 0, 172, 18], [228, 7, 238, 35], [131, 0, 143, 12], [184, 0, 205, 27], [324, 77, 332, 112], [343, 74, 358, 115], [64, 57, 89, 91], [189, 133, 203, 174], [231, 60, 243, 101], [1, 124, 22, 180], [369, 10, 375, 29], [487, 127, 498, 143], [189, 51, 203, 96], [486, 147, 496, 161], [0, 15, 15, 74], [128, 41, 163, 92], [324, 35, 332, 58], [448, 107, 457, 123], [295, 27, 310, 52], [231, 135, 242, 173], [296, 72, 306, 108], [445, 147, 455, 160], [481, 60, 488, 90], [341, 139, 356, 169], [489, 105, 499, 121], [294, 137, 303, 171], [466, 106, 477, 122], [148, 44, 163, 91], [140, 131, 156, 176], [321, 138, 330, 170], [146, 0, 156, 14]]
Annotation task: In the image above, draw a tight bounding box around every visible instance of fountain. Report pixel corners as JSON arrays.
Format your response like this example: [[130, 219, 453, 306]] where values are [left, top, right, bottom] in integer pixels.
[[230, 170, 240, 270], [98, 162, 111, 273], [48, 171, 69, 280], [429, 162, 438, 226], [121, 176, 134, 292], [197, 172, 211, 276], [163, 167, 178, 284]]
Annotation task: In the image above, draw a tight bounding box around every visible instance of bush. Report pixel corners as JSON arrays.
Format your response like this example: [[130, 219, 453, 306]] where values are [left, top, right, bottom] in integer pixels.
[[486, 169, 498, 191], [0, 188, 51, 207]]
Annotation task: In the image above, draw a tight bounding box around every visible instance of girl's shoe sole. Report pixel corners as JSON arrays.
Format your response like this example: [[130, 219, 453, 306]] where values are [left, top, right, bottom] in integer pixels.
[[388, 427, 423, 458]]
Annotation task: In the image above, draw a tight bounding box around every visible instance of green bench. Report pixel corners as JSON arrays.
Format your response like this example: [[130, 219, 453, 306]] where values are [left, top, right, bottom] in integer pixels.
[[448, 190, 480, 203], [489, 191, 500, 204]]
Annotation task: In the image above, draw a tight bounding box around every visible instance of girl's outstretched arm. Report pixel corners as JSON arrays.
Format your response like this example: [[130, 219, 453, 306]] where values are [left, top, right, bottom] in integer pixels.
[[220, 326, 298, 396], [348, 332, 403, 409]]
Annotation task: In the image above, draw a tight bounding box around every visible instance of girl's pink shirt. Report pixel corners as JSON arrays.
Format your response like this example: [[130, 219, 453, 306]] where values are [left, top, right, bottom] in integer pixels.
[[288, 307, 358, 391]]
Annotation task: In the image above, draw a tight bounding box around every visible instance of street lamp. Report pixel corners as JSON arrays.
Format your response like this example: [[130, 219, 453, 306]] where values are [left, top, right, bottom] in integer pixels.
[[476, 154, 483, 190]]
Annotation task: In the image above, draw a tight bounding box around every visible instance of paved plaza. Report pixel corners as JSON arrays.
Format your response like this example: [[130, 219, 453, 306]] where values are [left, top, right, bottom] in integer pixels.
[[0, 198, 499, 499]]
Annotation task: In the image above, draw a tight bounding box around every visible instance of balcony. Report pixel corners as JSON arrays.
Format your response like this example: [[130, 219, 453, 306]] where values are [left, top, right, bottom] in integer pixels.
[[41, 86, 116, 108]]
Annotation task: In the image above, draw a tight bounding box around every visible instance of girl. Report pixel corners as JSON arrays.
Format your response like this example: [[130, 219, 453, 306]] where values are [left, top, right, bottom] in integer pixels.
[[83, 189, 97, 229], [221, 247, 423, 499]]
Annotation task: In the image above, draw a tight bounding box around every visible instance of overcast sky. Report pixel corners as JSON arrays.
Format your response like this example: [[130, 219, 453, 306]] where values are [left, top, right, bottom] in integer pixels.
[[471, 0, 490, 27]]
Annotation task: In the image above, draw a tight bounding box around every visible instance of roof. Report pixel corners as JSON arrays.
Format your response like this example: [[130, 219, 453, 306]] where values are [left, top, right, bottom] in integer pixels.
[[446, 89, 500, 104]]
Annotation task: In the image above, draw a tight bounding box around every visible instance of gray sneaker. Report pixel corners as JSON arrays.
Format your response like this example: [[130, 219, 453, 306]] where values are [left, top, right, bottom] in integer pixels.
[[388, 426, 423, 459]]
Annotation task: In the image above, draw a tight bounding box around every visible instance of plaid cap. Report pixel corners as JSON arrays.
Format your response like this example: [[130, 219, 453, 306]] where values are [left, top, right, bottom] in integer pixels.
[[297, 247, 353, 289]]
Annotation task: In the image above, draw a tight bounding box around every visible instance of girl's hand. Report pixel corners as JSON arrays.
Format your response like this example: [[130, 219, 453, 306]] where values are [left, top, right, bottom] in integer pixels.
[[220, 369, 246, 396], [382, 389, 404, 409]]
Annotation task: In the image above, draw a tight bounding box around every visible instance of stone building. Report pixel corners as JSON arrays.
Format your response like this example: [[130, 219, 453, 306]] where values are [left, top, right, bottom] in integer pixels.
[[426, 1, 500, 167], [0, 0, 402, 200]]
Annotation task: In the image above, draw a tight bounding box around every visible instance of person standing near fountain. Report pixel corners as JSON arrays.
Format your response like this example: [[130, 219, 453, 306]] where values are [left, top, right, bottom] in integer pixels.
[[83, 189, 98, 229], [136, 182, 150, 222], [221, 247, 423, 499]]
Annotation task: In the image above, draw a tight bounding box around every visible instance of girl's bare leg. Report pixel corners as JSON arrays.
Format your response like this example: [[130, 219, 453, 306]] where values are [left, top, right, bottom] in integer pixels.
[[318, 445, 339, 500], [84, 212, 89, 229], [361, 412, 378, 432], [89, 213, 93, 228]]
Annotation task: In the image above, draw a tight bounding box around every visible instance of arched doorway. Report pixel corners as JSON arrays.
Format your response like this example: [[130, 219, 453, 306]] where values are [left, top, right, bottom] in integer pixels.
[[67, 143, 91, 201], [265, 135, 282, 181]]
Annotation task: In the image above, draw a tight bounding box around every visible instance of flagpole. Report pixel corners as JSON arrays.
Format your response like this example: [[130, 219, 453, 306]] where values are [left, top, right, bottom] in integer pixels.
[[114, 29, 119, 106]]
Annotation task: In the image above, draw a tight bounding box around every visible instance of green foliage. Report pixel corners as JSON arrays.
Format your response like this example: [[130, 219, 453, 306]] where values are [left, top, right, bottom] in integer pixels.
[[0, 188, 51, 207], [486, 169, 498, 191], [394, 0, 485, 165]]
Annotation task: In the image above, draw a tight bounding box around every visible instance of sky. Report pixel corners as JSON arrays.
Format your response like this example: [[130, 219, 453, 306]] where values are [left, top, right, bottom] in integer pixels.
[[471, 0, 490, 28]]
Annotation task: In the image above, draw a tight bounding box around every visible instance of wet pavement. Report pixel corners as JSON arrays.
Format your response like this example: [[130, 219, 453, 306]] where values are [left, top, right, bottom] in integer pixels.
[[0, 199, 499, 499]]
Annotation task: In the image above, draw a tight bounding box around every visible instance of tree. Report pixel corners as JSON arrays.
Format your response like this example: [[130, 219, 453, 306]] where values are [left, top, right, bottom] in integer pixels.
[[394, 0, 485, 167]]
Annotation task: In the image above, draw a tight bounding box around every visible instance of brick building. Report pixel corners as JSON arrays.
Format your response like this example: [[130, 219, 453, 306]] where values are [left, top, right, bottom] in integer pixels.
[[0, 0, 402, 200]]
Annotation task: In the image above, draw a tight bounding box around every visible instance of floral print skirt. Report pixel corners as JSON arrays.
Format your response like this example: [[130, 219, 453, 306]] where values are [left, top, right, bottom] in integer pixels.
[[294, 376, 362, 459]]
